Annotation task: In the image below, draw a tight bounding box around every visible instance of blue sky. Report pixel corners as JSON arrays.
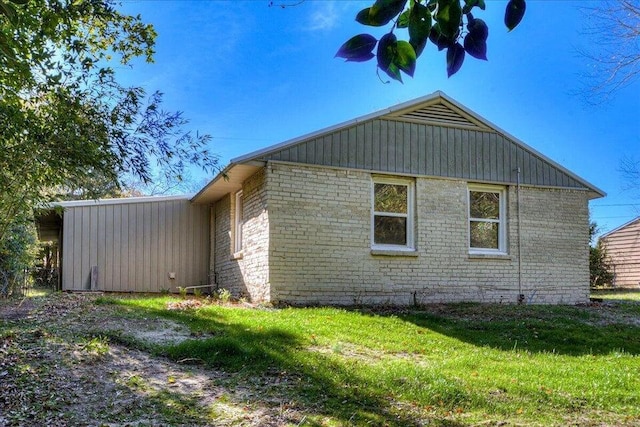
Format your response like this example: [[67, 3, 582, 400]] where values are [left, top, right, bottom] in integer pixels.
[[117, 0, 639, 236]]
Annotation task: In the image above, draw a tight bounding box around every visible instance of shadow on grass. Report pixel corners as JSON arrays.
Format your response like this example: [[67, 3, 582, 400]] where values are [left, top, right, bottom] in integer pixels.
[[126, 303, 468, 427], [370, 303, 640, 356], [103, 298, 640, 425]]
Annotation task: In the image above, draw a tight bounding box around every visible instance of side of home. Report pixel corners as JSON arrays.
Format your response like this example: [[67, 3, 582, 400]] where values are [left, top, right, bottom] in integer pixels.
[[601, 218, 640, 288], [39, 92, 604, 304], [195, 92, 602, 305]]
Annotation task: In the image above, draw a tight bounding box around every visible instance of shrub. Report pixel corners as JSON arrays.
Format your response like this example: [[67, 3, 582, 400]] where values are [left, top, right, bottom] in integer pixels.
[[0, 219, 38, 297]]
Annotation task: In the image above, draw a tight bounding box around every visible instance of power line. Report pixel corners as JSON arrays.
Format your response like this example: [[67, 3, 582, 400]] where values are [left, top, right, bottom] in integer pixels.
[[590, 203, 640, 207]]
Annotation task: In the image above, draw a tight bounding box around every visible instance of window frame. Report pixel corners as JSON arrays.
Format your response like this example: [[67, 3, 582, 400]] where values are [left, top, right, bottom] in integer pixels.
[[371, 176, 415, 251], [234, 190, 244, 253], [467, 184, 507, 255]]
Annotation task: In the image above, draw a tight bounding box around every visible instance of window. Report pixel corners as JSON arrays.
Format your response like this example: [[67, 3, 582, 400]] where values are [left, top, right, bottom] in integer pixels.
[[372, 177, 414, 250], [234, 190, 243, 253], [468, 185, 506, 253]]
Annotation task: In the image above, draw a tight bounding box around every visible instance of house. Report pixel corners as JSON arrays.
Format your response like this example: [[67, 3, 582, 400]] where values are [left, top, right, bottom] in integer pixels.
[[600, 217, 640, 288], [38, 92, 605, 304]]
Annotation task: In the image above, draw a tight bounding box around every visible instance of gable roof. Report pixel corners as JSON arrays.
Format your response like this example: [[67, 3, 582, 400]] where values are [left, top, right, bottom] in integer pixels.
[[193, 91, 605, 204], [600, 216, 640, 240]]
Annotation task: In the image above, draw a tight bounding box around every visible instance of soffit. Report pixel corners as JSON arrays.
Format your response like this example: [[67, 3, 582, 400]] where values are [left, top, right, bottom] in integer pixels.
[[191, 163, 262, 204]]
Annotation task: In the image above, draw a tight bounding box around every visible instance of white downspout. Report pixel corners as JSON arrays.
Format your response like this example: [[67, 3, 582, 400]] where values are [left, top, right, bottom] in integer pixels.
[[516, 167, 523, 303]]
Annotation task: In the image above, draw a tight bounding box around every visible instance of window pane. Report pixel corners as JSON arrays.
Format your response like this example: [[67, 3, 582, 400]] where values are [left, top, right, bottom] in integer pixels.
[[470, 191, 499, 219], [374, 183, 407, 214], [470, 221, 499, 249], [374, 216, 407, 245]]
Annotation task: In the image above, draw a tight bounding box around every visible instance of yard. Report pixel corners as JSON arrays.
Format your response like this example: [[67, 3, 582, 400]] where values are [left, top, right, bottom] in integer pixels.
[[0, 290, 639, 426]]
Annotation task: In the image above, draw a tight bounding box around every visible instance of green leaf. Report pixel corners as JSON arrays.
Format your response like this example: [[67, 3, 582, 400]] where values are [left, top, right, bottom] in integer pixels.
[[409, 2, 431, 42], [395, 40, 416, 77], [446, 42, 465, 77], [435, 0, 462, 39], [504, 0, 526, 31], [335, 34, 377, 62], [410, 37, 427, 58], [356, 7, 378, 26], [0, 33, 15, 58], [356, 0, 407, 27], [397, 10, 410, 28], [376, 33, 416, 82], [377, 32, 402, 82], [7, 0, 28, 4], [467, 16, 488, 41], [462, 0, 486, 14], [377, 32, 396, 71], [463, 32, 486, 60], [371, 0, 408, 23], [407, 2, 430, 57], [429, 23, 454, 51], [464, 16, 488, 59], [0, 1, 17, 25]]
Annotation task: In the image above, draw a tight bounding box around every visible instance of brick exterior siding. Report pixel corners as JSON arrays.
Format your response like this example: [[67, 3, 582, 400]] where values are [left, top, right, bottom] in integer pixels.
[[213, 168, 270, 301], [266, 162, 590, 305], [213, 162, 590, 305]]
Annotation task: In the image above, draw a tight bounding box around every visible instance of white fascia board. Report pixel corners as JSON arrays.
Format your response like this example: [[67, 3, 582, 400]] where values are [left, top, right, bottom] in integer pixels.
[[45, 194, 193, 208]]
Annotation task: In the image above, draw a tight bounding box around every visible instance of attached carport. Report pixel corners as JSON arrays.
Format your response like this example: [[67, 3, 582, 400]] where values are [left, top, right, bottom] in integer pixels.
[[36, 195, 210, 292]]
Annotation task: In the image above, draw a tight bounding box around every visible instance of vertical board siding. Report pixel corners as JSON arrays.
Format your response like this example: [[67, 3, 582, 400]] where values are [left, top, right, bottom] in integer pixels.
[[260, 119, 589, 190], [61, 199, 209, 292]]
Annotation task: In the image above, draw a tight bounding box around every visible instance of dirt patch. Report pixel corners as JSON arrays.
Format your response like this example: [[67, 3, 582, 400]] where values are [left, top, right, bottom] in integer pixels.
[[0, 297, 36, 321], [0, 293, 306, 426]]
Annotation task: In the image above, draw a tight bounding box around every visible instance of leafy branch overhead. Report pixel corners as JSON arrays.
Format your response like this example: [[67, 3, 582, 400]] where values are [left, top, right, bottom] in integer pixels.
[[336, 0, 526, 81], [0, 0, 219, 245]]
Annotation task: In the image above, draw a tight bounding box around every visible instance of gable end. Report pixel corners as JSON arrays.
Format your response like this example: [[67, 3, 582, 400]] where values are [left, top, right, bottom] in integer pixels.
[[388, 101, 491, 131], [257, 119, 592, 191]]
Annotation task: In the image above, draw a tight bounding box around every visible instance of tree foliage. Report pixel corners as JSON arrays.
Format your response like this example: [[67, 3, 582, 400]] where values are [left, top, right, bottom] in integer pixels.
[[589, 222, 615, 289], [0, 215, 38, 297], [336, 0, 526, 81], [0, 0, 218, 244]]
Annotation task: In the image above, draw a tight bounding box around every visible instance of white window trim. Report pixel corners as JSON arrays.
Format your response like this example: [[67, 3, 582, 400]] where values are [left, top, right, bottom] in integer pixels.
[[468, 184, 507, 255], [371, 177, 415, 251], [234, 190, 243, 254]]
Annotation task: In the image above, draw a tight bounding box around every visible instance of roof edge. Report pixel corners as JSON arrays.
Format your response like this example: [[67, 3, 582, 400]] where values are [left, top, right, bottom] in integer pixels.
[[231, 91, 444, 164], [600, 216, 640, 239], [190, 163, 233, 203], [44, 194, 193, 208], [435, 93, 607, 198], [231, 90, 605, 198]]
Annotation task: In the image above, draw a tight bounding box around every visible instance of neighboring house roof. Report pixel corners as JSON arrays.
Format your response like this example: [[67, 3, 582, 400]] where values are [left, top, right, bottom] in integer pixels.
[[192, 91, 606, 204], [600, 216, 640, 240], [600, 216, 640, 287]]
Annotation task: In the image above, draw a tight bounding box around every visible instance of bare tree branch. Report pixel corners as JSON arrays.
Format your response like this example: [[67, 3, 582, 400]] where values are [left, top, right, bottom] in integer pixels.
[[620, 156, 640, 197], [577, 0, 640, 103]]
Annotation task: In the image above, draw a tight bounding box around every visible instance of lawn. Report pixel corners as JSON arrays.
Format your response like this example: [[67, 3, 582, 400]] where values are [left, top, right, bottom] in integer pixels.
[[1, 293, 639, 426], [592, 288, 640, 302]]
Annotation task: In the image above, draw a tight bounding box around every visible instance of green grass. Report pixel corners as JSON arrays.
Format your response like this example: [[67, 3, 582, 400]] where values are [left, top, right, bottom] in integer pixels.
[[98, 296, 640, 426], [592, 288, 640, 302]]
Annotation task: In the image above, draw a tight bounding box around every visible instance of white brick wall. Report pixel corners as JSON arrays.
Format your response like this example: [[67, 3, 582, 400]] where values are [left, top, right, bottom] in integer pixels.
[[213, 168, 270, 302], [266, 162, 591, 305]]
